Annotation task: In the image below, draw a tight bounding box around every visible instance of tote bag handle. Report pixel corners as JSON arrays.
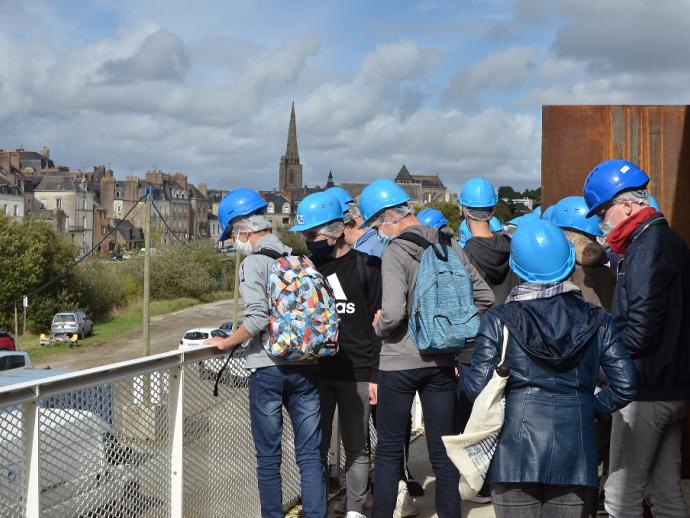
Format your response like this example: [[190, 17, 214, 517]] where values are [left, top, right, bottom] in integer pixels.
[[496, 325, 510, 376]]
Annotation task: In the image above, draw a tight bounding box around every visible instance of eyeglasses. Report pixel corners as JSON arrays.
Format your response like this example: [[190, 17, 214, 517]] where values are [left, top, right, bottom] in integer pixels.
[[303, 230, 326, 242]]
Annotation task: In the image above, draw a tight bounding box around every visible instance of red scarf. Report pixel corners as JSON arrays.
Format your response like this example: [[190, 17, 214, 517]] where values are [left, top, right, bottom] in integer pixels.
[[608, 207, 657, 255]]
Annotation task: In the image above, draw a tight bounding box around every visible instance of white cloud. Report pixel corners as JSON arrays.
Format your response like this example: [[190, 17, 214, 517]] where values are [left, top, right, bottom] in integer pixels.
[[441, 46, 538, 108]]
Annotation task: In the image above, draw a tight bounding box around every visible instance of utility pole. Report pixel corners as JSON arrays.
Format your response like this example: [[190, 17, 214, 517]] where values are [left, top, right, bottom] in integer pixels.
[[143, 187, 152, 357]]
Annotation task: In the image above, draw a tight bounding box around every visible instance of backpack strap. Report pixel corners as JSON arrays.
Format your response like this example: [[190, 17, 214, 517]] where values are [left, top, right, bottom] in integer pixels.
[[396, 232, 449, 261], [254, 248, 288, 260], [213, 346, 240, 397]]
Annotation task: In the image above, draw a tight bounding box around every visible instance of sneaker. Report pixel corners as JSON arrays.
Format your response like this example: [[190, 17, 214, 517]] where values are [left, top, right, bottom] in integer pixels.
[[463, 494, 492, 504], [406, 478, 424, 497], [346, 513, 367, 518], [394, 480, 418, 518]]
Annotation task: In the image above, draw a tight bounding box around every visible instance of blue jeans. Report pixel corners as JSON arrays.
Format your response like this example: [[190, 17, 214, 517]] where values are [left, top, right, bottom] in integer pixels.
[[249, 365, 326, 518], [373, 367, 460, 518]]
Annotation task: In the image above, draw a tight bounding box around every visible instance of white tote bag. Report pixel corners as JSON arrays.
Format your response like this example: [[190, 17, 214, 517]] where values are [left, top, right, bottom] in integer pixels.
[[442, 325, 510, 500]]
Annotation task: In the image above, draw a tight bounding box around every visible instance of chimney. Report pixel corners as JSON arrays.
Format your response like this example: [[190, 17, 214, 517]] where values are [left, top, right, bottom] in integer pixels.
[[198, 183, 208, 196]]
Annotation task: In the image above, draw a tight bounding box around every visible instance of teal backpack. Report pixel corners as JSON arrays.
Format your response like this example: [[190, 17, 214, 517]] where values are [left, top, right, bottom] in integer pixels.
[[398, 232, 480, 353]]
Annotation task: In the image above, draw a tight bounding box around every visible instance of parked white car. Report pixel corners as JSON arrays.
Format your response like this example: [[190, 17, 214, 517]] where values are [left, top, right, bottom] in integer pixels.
[[179, 328, 248, 388], [178, 328, 228, 348]]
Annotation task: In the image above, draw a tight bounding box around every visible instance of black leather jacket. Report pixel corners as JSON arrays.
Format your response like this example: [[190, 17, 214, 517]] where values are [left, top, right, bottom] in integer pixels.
[[463, 293, 638, 487], [612, 213, 690, 400]]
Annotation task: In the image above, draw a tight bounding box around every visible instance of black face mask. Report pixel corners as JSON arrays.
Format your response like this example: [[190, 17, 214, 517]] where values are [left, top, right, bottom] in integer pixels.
[[306, 239, 335, 258]]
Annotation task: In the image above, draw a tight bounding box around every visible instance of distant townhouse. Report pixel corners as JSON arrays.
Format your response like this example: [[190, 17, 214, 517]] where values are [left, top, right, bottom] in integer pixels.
[[32, 176, 94, 255]]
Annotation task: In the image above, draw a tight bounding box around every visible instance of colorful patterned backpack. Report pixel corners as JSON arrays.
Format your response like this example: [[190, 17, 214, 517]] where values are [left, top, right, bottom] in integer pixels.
[[256, 249, 339, 361]]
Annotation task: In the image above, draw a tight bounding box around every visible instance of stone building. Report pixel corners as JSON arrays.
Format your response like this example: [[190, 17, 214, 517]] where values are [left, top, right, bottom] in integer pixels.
[[393, 165, 454, 204], [0, 184, 25, 220], [261, 191, 294, 229], [32, 175, 94, 255]]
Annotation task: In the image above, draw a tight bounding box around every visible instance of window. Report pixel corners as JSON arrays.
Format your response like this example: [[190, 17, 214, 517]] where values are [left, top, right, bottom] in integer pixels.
[[116, 191, 122, 198], [283, 217, 289, 225], [116, 205, 121, 214], [40, 199, 47, 209], [82, 216, 86, 229], [0, 205, 6, 215], [82, 233, 86, 244], [101, 227, 107, 235], [267, 202, 275, 214], [56, 198, 62, 209], [13, 205, 18, 216], [282, 203, 290, 214]]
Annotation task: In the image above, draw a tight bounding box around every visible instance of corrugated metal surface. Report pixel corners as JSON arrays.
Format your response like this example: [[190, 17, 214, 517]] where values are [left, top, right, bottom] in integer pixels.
[[542, 105, 690, 477], [541, 105, 690, 245]]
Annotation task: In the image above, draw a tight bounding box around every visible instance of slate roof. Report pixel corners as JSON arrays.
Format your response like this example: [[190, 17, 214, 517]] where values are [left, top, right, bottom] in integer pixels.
[[33, 176, 77, 192]]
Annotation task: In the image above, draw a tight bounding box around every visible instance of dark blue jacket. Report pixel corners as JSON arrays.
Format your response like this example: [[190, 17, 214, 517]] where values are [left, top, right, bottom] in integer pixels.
[[612, 213, 690, 401], [463, 293, 638, 487]]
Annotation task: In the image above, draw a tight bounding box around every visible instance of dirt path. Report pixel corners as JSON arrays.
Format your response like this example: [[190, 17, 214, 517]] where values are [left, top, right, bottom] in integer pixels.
[[35, 299, 242, 371]]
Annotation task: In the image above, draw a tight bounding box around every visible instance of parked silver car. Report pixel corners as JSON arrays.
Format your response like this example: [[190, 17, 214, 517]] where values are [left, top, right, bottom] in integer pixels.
[[51, 312, 93, 339]]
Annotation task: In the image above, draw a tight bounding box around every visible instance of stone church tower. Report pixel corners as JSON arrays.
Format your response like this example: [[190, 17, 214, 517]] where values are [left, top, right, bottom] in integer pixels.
[[278, 102, 303, 191]]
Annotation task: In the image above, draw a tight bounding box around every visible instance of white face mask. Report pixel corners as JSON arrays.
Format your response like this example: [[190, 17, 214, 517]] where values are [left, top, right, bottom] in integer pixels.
[[234, 236, 254, 255]]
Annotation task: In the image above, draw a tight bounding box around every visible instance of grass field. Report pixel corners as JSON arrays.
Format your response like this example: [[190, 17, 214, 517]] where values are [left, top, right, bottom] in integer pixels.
[[15, 291, 232, 362]]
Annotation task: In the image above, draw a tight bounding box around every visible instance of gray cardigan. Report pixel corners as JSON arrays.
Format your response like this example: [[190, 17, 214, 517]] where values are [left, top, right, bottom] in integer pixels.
[[374, 225, 494, 371]]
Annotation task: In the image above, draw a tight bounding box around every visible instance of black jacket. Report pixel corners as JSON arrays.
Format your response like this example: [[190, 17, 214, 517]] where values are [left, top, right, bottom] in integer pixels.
[[312, 250, 382, 382], [463, 233, 520, 305], [463, 293, 638, 487], [613, 213, 690, 401]]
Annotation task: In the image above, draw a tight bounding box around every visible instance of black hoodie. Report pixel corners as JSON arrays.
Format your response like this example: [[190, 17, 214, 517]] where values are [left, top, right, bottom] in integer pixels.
[[463, 233, 520, 305], [493, 292, 606, 370]]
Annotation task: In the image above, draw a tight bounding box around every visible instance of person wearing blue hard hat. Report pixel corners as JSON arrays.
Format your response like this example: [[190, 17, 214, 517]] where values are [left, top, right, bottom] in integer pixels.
[[462, 218, 638, 518], [207, 188, 328, 518], [333, 189, 385, 259], [541, 205, 555, 221], [417, 208, 453, 235], [360, 177, 494, 518], [458, 217, 504, 247], [293, 191, 382, 518], [583, 159, 690, 517], [459, 177, 518, 305], [551, 196, 615, 312], [326, 186, 354, 212]]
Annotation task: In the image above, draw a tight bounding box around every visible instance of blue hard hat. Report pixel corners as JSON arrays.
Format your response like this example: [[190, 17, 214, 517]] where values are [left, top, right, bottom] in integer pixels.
[[542, 205, 555, 221], [290, 192, 343, 232], [460, 178, 498, 208], [326, 186, 354, 212], [551, 196, 603, 237], [507, 215, 523, 228], [359, 179, 412, 226], [218, 188, 267, 241], [509, 219, 576, 283], [648, 194, 661, 211], [532, 206, 542, 218], [583, 159, 650, 217], [489, 216, 503, 232], [417, 208, 448, 230]]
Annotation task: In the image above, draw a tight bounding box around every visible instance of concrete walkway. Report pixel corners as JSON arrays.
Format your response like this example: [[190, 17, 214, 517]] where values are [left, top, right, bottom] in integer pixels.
[[406, 436, 495, 518]]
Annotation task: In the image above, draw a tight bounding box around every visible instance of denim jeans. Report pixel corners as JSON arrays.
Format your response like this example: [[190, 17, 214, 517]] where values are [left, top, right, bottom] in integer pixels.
[[249, 365, 326, 518], [491, 483, 597, 518], [605, 400, 689, 518], [319, 378, 371, 514], [373, 367, 460, 518]]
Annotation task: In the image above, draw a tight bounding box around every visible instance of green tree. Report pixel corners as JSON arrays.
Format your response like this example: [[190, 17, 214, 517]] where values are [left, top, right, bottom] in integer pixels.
[[494, 201, 514, 223], [277, 230, 308, 256], [498, 186, 518, 199], [0, 214, 80, 332], [424, 201, 461, 233]]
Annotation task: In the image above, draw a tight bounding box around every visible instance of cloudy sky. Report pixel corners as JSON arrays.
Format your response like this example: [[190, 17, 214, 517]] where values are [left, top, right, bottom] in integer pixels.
[[1, 0, 689, 194]]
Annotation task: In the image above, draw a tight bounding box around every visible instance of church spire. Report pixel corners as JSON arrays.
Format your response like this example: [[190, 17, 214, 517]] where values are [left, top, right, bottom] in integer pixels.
[[286, 101, 299, 162]]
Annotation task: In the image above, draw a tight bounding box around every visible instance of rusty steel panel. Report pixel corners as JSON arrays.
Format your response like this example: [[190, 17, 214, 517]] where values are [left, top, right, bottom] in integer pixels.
[[542, 105, 690, 476], [541, 105, 690, 245]]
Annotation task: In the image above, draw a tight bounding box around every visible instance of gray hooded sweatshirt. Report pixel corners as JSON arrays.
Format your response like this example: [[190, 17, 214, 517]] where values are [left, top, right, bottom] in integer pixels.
[[374, 225, 494, 371], [240, 233, 315, 369]]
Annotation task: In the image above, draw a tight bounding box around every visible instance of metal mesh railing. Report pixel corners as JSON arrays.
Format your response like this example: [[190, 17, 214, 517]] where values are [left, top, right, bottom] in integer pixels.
[[0, 346, 388, 517], [0, 347, 309, 518]]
